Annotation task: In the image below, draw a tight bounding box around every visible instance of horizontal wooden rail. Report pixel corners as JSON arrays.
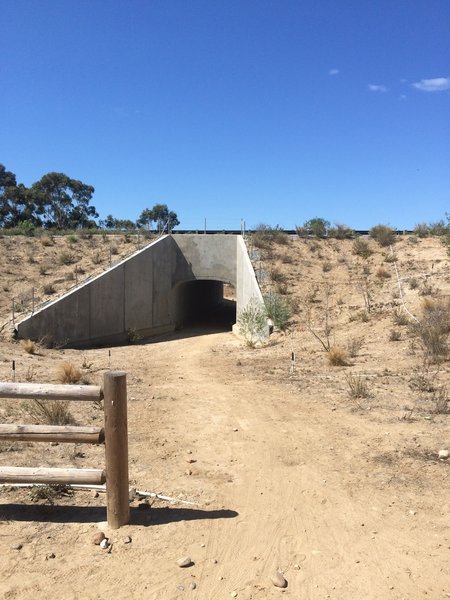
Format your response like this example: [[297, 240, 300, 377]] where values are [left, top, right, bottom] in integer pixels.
[[0, 383, 103, 402], [0, 466, 106, 485], [0, 425, 104, 444]]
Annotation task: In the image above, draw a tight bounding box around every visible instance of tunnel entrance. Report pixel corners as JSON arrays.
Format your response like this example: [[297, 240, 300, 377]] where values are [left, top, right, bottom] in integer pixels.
[[173, 280, 236, 333]]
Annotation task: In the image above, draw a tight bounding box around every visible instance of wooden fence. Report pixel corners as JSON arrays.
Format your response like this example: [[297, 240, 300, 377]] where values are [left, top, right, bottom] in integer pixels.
[[0, 371, 129, 529]]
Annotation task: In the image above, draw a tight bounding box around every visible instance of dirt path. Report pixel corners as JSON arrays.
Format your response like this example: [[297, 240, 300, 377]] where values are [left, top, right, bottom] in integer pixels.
[[1, 330, 449, 599]]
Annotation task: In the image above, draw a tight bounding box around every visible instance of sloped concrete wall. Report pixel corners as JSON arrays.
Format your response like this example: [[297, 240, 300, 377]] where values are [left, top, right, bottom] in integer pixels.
[[17, 234, 264, 347]]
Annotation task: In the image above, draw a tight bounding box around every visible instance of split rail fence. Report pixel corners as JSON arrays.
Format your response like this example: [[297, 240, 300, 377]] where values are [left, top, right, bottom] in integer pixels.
[[0, 371, 129, 529]]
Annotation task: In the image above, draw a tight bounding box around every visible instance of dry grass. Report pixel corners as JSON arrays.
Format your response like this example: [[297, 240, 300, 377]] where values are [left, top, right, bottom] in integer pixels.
[[345, 372, 370, 399], [346, 336, 365, 357], [410, 298, 450, 360], [21, 339, 37, 354], [26, 400, 75, 425], [40, 235, 54, 247], [376, 265, 391, 279], [328, 345, 350, 366], [57, 361, 82, 384]]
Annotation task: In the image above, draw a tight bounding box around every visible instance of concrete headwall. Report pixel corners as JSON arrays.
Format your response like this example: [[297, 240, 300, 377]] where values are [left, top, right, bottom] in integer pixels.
[[17, 234, 265, 347]]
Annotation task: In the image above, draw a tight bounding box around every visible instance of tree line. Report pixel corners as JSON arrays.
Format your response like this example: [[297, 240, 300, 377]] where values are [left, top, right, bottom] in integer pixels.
[[0, 163, 179, 232]]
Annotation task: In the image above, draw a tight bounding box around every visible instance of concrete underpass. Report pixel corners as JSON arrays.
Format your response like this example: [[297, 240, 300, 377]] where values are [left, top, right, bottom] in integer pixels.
[[16, 235, 263, 347]]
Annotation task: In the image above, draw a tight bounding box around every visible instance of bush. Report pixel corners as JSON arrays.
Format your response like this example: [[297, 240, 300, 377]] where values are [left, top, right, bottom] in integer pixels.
[[410, 299, 450, 360], [59, 251, 75, 265], [432, 387, 449, 414], [345, 372, 370, 399], [328, 223, 354, 239], [346, 336, 365, 358], [17, 220, 35, 237], [328, 346, 350, 366], [264, 294, 291, 330], [252, 224, 289, 249], [57, 361, 82, 384], [27, 400, 74, 425], [370, 224, 396, 247], [376, 266, 391, 279], [414, 223, 430, 238], [21, 339, 36, 354], [238, 298, 268, 347], [393, 308, 409, 326], [40, 235, 54, 247], [304, 217, 330, 238], [389, 329, 402, 341], [352, 238, 372, 258], [43, 283, 56, 295]]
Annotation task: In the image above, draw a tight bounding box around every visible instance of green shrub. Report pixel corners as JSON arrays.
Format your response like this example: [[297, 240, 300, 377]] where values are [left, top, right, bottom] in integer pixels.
[[264, 294, 290, 330], [304, 217, 330, 238], [238, 298, 268, 346], [328, 223, 354, 239], [352, 238, 372, 258], [370, 224, 396, 247]]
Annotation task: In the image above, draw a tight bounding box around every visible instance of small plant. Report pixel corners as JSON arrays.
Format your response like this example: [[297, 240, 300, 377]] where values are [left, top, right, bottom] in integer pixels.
[[92, 251, 102, 265], [238, 298, 268, 347], [345, 372, 370, 399], [370, 224, 396, 247], [264, 293, 291, 330], [57, 361, 82, 384], [40, 235, 54, 247], [414, 223, 430, 238], [322, 261, 332, 272], [25, 366, 35, 382], [375, 266, 391, 279], [409, 362, 437, 393], [432, 386, 449, 414], [26, 400, 74, 425], [303, 217, 330, 238], [352, 238, 372, 259], [359, 310, 370, 322], [39, 264, 49, 276], [123, 233, 132, 243], [410, 299, 450, 361], [409, 277, 419, 290], [384, 253, 397, 263], [127, 328, 143, 343], [21, 339, 36, 354], [43, 282, 56, 295], [59, 251, 75, 265], [67, 234, 78, 244], [393, 308, 409, 326], [328, 345, 350, 366], [389, 329, 402, 341], [281, 253, 294, 264], [110, 245, 119, 255], [328, 223, 354, 239], [270, 268, 286, 284], [29, 484, 73, 504], [346, 336, 365, 358]]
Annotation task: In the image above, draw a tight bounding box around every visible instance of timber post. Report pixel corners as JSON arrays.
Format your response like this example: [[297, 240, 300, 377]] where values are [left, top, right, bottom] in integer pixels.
[[103, 371, 129, 529]]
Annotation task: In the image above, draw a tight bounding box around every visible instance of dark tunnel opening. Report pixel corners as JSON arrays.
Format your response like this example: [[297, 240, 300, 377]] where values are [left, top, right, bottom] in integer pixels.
[[173, 280, 236, 333]]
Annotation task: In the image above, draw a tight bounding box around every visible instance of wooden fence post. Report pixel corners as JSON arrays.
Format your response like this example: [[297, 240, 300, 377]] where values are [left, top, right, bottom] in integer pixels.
[[103, 371, 129, 529]]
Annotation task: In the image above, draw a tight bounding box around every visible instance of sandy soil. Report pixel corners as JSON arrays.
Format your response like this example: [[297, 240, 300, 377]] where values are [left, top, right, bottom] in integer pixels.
[[0, 233, 449, 599]]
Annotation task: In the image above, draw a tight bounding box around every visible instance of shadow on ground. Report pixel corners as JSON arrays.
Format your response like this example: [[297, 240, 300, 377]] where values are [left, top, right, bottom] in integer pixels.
[[0, 504, 238, 526]]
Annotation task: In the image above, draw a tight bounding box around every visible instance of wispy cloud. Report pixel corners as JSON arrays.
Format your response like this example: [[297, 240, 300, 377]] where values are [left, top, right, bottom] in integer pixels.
[[368, 84, 387, 93], [329, 68, 339, 76], [412, 77, 450, 92]]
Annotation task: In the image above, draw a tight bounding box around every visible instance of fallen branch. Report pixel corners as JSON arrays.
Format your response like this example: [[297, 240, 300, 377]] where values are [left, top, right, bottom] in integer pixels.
[[0, 483, 199, 506]]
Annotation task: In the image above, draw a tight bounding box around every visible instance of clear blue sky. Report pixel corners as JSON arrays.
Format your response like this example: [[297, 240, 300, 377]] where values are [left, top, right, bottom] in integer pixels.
[[1, 0, 449, 230]]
